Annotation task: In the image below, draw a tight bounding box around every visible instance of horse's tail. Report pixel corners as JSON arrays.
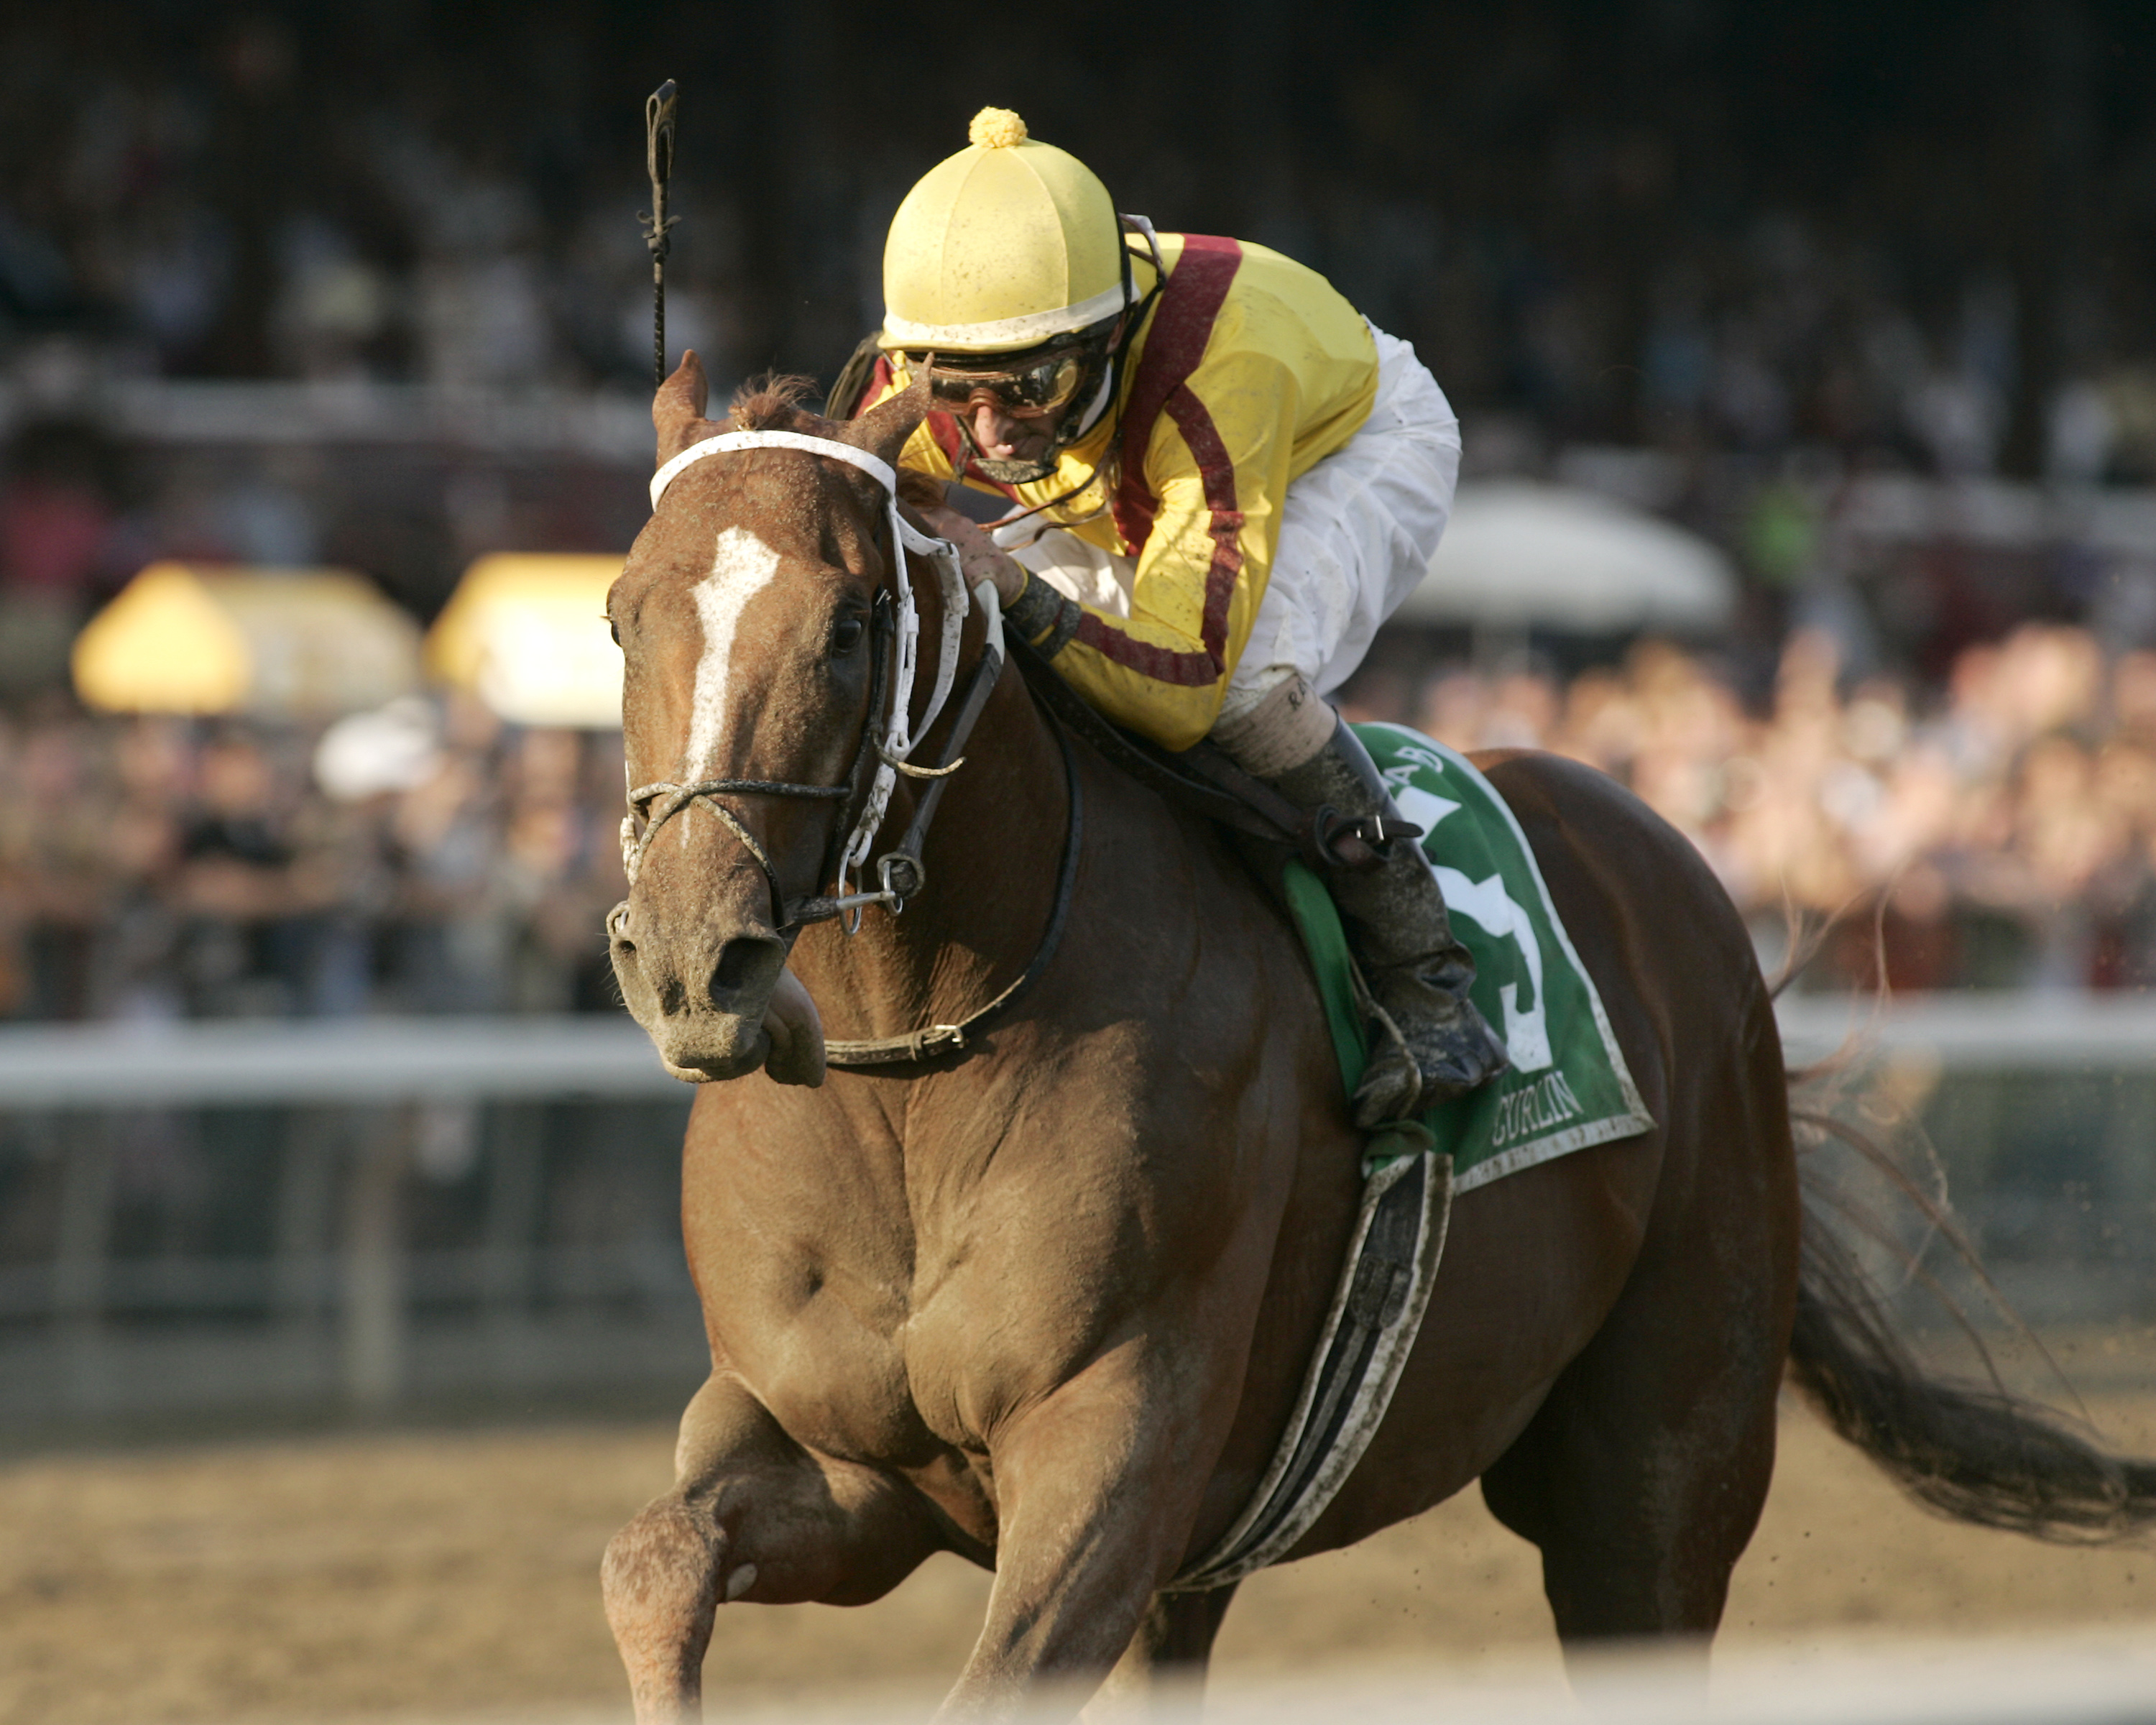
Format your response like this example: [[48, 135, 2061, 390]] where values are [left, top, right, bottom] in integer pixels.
[[1788, 1108, 2156, 1542]]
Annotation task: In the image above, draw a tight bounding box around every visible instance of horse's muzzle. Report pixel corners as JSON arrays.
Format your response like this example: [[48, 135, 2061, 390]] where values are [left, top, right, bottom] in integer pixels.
[[611, 916, 824, 1086], [650, 1009, 771, 1083]]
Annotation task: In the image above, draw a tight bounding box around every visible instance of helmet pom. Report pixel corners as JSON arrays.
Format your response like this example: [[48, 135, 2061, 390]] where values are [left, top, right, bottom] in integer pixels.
[[968, 107, 1028, 150]]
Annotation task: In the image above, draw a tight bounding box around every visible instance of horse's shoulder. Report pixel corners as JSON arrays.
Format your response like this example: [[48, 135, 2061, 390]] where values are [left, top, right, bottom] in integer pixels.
[[1069, 737, 1302, 944]]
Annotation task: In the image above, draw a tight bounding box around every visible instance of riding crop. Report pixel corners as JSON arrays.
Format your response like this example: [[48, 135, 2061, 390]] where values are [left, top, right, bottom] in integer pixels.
[[641, 79, 679, 387]]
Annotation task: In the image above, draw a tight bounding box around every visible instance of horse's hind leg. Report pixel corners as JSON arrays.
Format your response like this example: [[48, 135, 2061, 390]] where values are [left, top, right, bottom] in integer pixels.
[[1479, 1254, 1784, 1657], [603, 1371, 943, 1724], [1479, 1051, 1798, 1657], [1082, 1584, 1240, 1721]]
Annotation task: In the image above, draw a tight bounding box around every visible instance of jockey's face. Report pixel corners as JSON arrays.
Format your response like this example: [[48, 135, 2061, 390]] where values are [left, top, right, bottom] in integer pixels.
[[918, 318, 1121, 482], [963, 398, 1063, 470]]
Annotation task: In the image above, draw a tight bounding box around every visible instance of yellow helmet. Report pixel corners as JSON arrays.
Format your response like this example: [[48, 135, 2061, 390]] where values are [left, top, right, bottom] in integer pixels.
[[880, 109, 1125, 354]]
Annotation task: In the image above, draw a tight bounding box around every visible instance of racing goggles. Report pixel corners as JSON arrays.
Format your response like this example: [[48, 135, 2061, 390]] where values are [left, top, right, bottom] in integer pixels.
[[916, 344, 1090, 418]]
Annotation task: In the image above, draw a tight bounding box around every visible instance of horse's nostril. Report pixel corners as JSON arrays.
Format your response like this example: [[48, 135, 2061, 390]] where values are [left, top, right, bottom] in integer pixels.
[[711, 939, 763, 997]]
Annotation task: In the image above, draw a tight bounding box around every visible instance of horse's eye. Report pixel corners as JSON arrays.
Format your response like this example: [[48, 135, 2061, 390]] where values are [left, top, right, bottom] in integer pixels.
[[831, 616, 866, 656], [608, 618, 621, 647]]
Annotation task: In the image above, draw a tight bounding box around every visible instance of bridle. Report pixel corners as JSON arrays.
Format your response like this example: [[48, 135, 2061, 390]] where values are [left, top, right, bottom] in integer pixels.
[[612, 428, 1006, 939], [612, 422, 1088, 1071]]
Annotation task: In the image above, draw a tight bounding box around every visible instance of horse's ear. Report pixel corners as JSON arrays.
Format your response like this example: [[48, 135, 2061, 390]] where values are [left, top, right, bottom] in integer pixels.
[[655, 350, 717, 462], [835, 367, 930, 469]]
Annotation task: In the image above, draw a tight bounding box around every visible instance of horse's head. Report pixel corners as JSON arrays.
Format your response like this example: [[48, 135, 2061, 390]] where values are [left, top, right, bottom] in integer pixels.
[[607, 351, 930, 1085]]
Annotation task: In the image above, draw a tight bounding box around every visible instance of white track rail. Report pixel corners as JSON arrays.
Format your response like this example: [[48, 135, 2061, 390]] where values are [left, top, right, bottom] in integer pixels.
[[0, 1001, 2144, 1425], [0, 1014, 681, 1105], [1774, 992, 2156, 1069], [0, 996, 2142, 1108]]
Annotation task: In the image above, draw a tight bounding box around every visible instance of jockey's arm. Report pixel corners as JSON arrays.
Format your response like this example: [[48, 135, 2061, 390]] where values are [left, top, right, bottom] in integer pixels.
[[913, 354, 1304, 752]]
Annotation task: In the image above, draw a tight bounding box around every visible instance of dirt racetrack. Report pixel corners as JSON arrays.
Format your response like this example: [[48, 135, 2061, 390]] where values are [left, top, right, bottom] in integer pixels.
[[6, 1380, 2156, 1725]]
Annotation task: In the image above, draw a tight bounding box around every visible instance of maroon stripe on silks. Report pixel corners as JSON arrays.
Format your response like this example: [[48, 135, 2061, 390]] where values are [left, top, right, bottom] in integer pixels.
[[855, 354, 895, 418], [927, 410, 966, 473], [1071, 377, 1246, 690], [1073, 611, 1220, 686], [1164, 380, 1245, 665], [1112, 235, 1243, 554]]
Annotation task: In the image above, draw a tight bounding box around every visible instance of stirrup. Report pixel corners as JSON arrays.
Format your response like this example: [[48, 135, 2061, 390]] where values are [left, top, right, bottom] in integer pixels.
[[1350, 1000, 1426, 1129]]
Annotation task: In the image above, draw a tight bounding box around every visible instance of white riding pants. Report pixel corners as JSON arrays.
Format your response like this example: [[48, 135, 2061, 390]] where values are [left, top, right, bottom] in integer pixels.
[[1008, 325, 1460, 748]]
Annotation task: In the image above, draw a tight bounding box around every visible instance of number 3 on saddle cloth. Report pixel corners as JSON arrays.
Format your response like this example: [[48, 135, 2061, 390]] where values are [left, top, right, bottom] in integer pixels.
[[1169, 722, 1654, 1593]]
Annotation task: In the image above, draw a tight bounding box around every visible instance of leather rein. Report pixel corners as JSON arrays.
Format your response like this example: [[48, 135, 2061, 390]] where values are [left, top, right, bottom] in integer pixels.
[[613, 428, 1082, 1068]]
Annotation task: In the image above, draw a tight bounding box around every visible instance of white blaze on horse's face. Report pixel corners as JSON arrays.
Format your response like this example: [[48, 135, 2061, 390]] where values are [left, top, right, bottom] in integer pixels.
[[683, 525, 785, 778]]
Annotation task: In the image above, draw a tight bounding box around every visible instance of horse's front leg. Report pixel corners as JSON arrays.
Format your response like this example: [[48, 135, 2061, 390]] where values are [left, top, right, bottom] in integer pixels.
[[937, 1350, 1234, 1724], [603, 1371, 942, 1725]]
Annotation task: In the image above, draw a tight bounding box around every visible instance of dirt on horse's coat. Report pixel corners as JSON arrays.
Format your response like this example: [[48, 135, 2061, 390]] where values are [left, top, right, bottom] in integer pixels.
[[599, 350, 2156, 1725]]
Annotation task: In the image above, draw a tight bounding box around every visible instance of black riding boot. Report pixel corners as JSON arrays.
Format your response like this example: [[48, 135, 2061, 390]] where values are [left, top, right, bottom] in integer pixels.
[[1263, 719, 1509, 1128]]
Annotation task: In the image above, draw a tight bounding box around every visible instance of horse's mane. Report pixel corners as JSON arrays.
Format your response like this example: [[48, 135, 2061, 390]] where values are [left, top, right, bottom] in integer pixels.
[[728, 373, 822, 431], [728, 369, 942, 513]]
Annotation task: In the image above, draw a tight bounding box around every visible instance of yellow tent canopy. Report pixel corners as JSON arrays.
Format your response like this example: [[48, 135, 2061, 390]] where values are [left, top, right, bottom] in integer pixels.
[[425, 553, 625, 729], [73, 563, 422, 718]]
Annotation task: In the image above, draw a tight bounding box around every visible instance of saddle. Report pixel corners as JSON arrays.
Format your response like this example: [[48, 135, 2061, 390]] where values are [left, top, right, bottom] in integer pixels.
[[1005, 636, 1406, 877]]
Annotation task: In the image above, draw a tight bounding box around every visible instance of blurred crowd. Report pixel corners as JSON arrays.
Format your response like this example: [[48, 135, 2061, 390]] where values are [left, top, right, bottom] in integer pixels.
[[3, 4, 2155, 1016], [0, 13, 721, 399], [0, 697, 625, 1022], [1, 7, 2149, 680], [1343, 622, 2156, 995], [3, 614, 2150, 1023], [3, 6, 2151, 469]]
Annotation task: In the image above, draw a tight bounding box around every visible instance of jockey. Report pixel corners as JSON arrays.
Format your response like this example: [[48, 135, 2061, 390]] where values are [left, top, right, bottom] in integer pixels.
[[844, 108, 1506, 1126]]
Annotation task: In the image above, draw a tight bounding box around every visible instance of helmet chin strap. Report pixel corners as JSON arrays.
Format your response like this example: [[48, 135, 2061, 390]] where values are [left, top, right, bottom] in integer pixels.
[[954, 414, 1062, 487]]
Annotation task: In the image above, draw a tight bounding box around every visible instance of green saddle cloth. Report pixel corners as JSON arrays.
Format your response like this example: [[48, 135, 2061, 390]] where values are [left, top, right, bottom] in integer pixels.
[[1282, 724, 1654, 1186]]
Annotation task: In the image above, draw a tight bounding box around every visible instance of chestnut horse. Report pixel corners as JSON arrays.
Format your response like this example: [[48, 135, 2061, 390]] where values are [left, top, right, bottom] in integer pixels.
[[599, 353, 2156, 1724]]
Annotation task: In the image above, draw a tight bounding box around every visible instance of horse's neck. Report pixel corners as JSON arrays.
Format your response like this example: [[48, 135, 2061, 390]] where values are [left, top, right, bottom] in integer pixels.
[[788, 602, 1072, 1046]]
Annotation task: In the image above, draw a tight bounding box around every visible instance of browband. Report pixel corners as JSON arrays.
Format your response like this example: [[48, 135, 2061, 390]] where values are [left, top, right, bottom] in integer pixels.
[[650, 428, 902, 510]]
